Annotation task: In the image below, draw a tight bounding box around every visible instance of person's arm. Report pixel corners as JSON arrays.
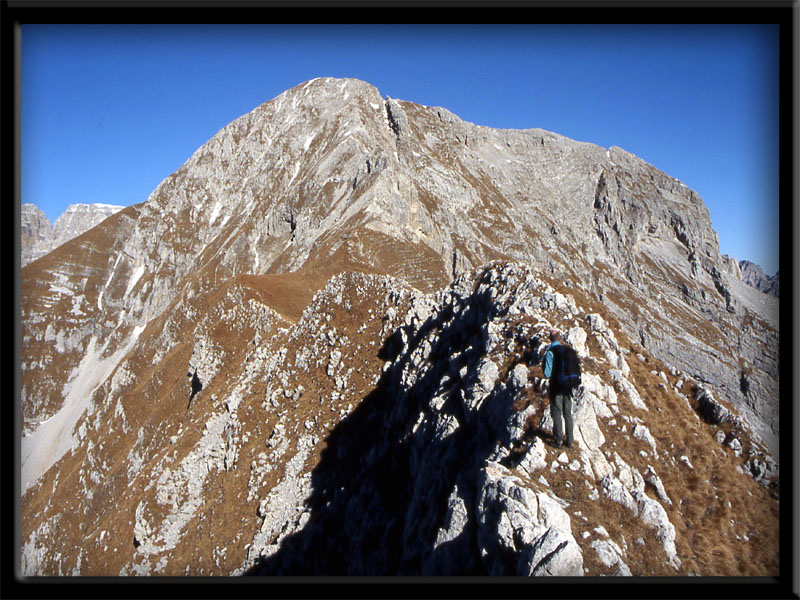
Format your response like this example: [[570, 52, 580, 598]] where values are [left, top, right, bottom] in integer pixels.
[[543, 348, 553, 378]]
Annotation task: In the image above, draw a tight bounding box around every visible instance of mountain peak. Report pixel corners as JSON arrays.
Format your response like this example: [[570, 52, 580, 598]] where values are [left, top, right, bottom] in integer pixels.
[[20, 80, 779, 576], [265, 76, 385, 118]]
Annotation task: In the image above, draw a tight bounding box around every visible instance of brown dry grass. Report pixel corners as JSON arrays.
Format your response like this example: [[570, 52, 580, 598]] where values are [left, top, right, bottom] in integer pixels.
[[238, 270, 334, 323], [609, 337, 778, 575]]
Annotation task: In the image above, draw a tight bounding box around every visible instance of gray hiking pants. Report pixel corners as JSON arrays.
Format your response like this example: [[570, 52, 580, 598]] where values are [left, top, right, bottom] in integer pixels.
[[551, 391, 574, 445]]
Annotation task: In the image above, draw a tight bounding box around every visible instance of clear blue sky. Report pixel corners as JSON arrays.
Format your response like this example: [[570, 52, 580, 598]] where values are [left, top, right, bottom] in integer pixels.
[[21, 24, 780, 275]]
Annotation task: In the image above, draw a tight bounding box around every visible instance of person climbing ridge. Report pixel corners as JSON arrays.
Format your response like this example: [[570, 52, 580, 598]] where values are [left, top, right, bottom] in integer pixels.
[[542, 329, 581, 448]]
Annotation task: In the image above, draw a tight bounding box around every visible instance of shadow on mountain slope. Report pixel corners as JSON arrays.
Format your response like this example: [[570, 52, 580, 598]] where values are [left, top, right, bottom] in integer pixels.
[[244, 284, 518, 575]]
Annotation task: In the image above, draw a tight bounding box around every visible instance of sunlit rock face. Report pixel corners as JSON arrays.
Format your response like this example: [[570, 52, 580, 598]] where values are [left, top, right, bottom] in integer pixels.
[[20, 78, 778, 577], [51, 203, 126, 250]]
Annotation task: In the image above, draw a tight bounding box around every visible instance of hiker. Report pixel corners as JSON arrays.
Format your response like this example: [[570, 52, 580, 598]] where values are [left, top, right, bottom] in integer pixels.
[[542, 329, 581, 448]]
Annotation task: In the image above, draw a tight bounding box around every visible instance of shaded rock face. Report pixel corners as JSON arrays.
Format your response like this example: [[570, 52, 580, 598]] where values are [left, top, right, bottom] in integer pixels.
[[246, 264, 594, 576], [738, 260, 779, 298], [20, 78, 780, 577], [21, 203, 124, 267]]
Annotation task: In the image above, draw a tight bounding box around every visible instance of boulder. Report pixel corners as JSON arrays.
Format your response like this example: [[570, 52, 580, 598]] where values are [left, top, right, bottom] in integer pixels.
[[565, 327, 588, 358], [476, 463, 583, 576], [644, 466, 672, 506], [632, 490, 681, 570], [632, 424, 658, 455], [609, 370, 648, 411], [600, 474, 638, 515], [695, 385, 730, 425], [590, 539, 631, 575], [518, 438, 547, 474], [613, 452, 645, 494]]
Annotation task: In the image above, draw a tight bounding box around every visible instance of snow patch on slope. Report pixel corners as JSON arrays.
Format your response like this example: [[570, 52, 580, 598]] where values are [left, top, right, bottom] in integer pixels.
[[125, 264, 146, 296]]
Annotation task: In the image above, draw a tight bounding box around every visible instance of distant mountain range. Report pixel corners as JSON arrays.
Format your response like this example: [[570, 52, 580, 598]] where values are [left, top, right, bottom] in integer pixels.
[[737, 259, 779, 298], [21, 203, 124, 266], [20, 78, 779, 576]]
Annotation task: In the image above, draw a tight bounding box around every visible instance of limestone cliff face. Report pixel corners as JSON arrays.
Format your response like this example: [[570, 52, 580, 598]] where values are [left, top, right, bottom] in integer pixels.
[[52, 203, 125, 249], [20, 78, 779, 576], [21, 204, 54, 266]]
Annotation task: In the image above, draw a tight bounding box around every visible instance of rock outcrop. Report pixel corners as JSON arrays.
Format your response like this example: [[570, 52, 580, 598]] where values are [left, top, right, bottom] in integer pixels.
[[21, 256, 780, 576], [52, 203, 125, 249]]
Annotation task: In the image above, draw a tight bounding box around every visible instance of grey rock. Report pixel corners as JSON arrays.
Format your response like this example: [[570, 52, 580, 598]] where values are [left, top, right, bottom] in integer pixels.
[[609, 370, 648, 411], [726, 436, 742, 457], [477, 463, 583, 576], [518, 437, 547, 474], [613, 452, 645, 494], [565, 326, 588, 358], [739, 260, 779, 297], [644, 466, 672, 506], [632, 424, 658, 455], [746, 457, 778, 487], [52, 203, 124, 247], [22, 203, 124, 267], [590, 538, 631, 575], [720, 254, 742, 280], [600, 474, 638, 515], [632, 490, 681, 569], [21, 204, 54, 265], [695, 385, 731, 424], [510, 363, 529, 390], [572, 386, 607, 451]]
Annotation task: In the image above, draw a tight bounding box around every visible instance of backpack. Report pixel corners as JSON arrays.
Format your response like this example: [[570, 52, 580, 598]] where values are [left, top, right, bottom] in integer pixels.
[[552, 344, 581, 391]]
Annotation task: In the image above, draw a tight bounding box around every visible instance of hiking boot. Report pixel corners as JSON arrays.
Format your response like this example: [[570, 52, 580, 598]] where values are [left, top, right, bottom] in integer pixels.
[[565, 441, 573, 449], [552, 439, 563, 449]]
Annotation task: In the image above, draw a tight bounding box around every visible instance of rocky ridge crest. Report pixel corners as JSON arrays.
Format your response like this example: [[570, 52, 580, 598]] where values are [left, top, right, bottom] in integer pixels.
[[21, 262, 778, 576]]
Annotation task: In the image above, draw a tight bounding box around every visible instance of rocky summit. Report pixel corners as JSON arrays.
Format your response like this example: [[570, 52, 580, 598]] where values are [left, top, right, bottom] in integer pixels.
[[20, 78, 779, 576]]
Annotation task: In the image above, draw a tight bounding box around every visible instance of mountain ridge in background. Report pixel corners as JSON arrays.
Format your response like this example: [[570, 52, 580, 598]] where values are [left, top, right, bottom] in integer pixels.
[[21, 202, 125, 267]]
